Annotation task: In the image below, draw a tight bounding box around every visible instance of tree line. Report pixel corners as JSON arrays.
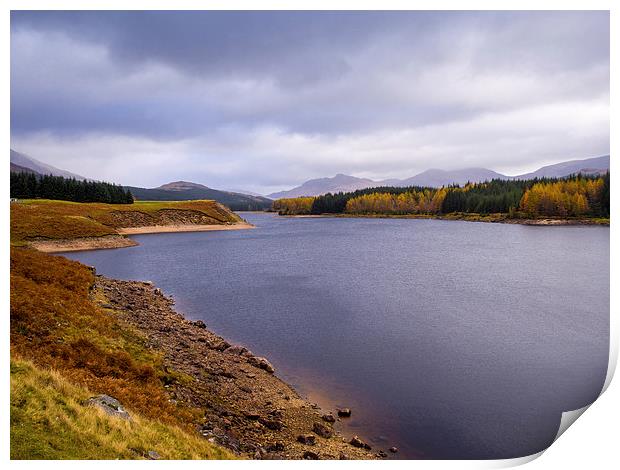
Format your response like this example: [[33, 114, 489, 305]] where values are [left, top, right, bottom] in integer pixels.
[[273, 173, 609, 219], [10, 171, 134, 204]]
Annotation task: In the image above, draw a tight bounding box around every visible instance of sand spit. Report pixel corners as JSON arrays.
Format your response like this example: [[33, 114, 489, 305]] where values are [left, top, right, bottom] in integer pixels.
[[30, 235, 139, 253], [117, 222, 255, 234]]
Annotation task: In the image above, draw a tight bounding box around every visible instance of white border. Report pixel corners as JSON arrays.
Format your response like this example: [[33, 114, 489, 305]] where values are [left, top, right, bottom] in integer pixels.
[[2, 1, 616, 469]]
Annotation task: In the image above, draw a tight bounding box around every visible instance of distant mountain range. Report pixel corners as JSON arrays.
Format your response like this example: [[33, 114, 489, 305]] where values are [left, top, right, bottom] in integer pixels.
[[267, 155, 610, 198], [10, 149, 86, 180], [10, 149, 272, 211], [10, 148, 610, 207], [125, 181, 273, 211]]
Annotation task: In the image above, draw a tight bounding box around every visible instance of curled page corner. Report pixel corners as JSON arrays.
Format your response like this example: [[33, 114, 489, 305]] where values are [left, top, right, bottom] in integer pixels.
[[553, 405, 591, 442]]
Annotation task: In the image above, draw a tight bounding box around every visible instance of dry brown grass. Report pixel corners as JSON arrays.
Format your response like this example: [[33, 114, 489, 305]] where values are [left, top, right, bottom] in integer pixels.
[[10, 199, 241, 244], [10, 247, 201, 427]]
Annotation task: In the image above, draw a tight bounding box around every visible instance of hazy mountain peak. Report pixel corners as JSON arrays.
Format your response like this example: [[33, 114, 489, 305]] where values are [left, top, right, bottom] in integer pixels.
[[10, 149, 86, 180], [157, 181, 210, 191], [267, 173, 376, 199]]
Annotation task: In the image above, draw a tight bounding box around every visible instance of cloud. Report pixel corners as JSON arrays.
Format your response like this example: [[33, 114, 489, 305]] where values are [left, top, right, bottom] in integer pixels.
[[10, 11, 609, 192]]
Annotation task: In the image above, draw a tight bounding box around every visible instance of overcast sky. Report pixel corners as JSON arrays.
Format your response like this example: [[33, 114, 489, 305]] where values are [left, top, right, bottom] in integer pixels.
[[11, 11, 609, 193]]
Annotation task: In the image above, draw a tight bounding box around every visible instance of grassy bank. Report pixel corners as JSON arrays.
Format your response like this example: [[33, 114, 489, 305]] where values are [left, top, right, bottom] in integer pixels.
[[9, 246, 235, 459], [10, 199, 243, 246], [10, 202, 377, 460], [11, 359, 235, 460]]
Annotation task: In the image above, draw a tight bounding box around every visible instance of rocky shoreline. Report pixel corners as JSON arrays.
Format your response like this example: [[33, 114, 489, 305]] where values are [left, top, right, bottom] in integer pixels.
[[283, 213, 609, 226], [93, 276, 383, 460]]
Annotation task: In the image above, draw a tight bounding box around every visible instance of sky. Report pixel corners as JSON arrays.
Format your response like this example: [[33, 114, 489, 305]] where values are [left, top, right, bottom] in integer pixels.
[[10, 11, 610, 194]]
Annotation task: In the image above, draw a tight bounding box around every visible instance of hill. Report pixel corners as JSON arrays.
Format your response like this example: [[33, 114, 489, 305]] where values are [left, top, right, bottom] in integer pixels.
[[513, 155, 610, 179], [393, 168, 507, 188], [126, 181, 272, 211], [10, 199, 246, 251], [10, 149, 86, 180], [267, 173, 377, 199], [10, 162, 39, 175]]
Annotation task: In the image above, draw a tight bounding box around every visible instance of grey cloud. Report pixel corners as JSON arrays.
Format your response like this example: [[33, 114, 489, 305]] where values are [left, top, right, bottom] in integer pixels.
[[10, 11, 609, 192]]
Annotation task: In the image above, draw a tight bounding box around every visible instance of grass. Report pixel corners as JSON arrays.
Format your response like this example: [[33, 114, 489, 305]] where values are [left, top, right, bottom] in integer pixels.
[[10, 199, 242, 244], [11, 359, 235, 460], [10, 246, 238, 459], [9, 200, 245, 459], [10, 247, 202, 426]]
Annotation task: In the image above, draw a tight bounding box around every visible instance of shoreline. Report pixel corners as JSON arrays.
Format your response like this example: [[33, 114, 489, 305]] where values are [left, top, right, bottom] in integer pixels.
[[279, 213, 610, 226], [95, 275, 380, 459], [117, 222, 255, 234], [30, 222, 255, 253]]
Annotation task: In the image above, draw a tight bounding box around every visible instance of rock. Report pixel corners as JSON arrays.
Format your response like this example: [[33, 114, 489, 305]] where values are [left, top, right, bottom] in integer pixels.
[[312, 422, 333, 439], [266, 441, 285, 452], [339, 452, 349, 460], [259, 417, 283, 431], [194, 320, 207, 329], [87, 395, 131, 420], [349, 436, 371, 450], [297, 434, 316, 445], [337, 408, 352, 417], [239, 385, 252, 394], [245, 412, 260, 421], [225, 345, 252, 356], [389, 446, 398, 453], [247, 356, 275, 373], [303, 450, 320, 460], [377, 450, 388, 458], [321, 413, 336, 423], [147, 450, 161, 460]]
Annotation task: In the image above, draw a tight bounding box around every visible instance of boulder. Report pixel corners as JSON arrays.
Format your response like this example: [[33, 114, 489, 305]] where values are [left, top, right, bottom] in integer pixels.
[[312, 422, 333, 439], [303, 450, 320, 460], [349, 436, 371, 450], [297, 434, 316, 445], [259, 417, 283, 431], [147, 450, 161, 460], [337, 408, 352, 417], [321, 413, 336, 423], [248, 356, 275, 373], [87, 394, 131, 420], [389, 446, 398, 453], [193, 320, 207, 329]]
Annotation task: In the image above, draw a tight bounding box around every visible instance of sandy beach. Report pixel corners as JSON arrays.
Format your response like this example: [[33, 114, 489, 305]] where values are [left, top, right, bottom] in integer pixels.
[[117, 222, 255, 234], [31, 222, 255, 252]]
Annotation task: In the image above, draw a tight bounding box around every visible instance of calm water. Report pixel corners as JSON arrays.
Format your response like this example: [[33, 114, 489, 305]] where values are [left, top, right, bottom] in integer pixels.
[[63, 213, 609, 459]]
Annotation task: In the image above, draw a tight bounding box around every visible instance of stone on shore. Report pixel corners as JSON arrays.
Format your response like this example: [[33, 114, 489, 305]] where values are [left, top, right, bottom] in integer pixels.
[[248, 356, 275, 373], [349, 436, 371, 450], [313, 422, 333, 439], [337, 408, 352, 417]]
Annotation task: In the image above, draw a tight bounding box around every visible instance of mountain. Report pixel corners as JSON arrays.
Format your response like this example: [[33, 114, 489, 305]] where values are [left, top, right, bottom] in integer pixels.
[[513, 155, 610, 180], [125, 181, 273, 211], [10, 149, 86, 180], [267, 174, 377, 199], [392, 168, 507, 188], [226, 188, 269, 198], [10, 162, 40, 175], [268, 155, 610, 198]]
